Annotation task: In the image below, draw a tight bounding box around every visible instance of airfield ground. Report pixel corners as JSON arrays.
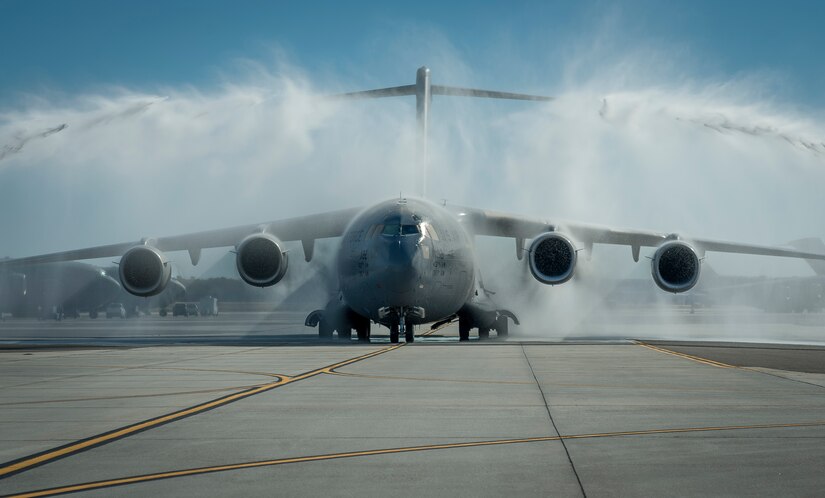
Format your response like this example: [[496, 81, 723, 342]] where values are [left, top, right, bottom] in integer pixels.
[[1, 310, 824, 497]]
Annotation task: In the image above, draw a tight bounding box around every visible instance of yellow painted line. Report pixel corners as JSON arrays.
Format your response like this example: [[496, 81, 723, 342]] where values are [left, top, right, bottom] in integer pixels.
[[0, 345, 401, 479], [0, 385, 270, 406], [635, 342, 735, 369], [129, 366, 287, 378], [420, 326, 442, 337], [326, 370, 533, 385], [323, 322, 507, 384], [9, 365, 287, 379], [10, 419, 825, 498], [419, 320, 453, 338]]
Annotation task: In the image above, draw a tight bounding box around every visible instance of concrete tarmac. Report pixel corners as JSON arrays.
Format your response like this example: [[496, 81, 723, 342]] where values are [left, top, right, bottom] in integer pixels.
[[1, 310, 825, 497]]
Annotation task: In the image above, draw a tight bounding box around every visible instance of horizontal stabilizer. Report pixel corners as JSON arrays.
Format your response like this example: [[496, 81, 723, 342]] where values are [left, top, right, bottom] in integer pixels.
[[330, 85, 415, 99], [431, 85, 553, 102], [330, 84, 552, 102], [788, 238, 825, 275]]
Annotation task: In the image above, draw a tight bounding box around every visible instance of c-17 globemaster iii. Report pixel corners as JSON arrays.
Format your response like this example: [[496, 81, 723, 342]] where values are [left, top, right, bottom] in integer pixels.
[[3, 68, 825, 342], [3, 195, 825, 343]]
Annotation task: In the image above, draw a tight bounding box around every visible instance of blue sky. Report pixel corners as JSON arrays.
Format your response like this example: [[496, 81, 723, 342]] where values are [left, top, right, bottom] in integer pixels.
[[1, 0, 825, 281], [2, 1, 825, 108]]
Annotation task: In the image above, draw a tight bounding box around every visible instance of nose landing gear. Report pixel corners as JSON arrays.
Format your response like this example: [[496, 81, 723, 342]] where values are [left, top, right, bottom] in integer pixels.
[[390, 318, 415, 343], [382, 306, 421, 343]]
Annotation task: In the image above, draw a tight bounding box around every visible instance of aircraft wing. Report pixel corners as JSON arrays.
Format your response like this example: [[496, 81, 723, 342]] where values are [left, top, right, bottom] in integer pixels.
[[454, 206, 825, 262], [0, 207, 363, 267]]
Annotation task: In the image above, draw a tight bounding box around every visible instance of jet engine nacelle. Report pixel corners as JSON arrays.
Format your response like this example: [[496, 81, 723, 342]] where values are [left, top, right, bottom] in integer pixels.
[[651, 241, 701, 293], [528, 232, 577, 285], [236, 233, 288, 287], [118, 246, 172, 297]]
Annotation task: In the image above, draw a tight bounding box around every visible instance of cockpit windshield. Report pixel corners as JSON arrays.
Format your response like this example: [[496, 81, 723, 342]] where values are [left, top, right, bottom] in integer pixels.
[[380, 224, 420, 236]]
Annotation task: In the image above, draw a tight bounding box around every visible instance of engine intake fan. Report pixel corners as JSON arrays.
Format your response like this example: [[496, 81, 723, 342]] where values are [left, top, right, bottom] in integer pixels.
[[651, 241, 701, 293], [236, 233, 288, 287], [528, 232, 577, 285], [118, 246, 171, 297]]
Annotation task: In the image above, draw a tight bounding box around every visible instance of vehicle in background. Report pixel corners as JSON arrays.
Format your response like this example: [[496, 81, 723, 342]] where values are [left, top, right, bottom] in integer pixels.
[[185, 303, 200, 317], [199, 296, 218, 316], [118, 277, 186, 318], [106, 303, 126, 319], [172, 302, 188, 316], [124, 303, 143, 318], [168, 302, 202, 317]]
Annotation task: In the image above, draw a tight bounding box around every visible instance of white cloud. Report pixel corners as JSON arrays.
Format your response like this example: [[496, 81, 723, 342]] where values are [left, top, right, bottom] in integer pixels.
[[1, 44, 825, 340]]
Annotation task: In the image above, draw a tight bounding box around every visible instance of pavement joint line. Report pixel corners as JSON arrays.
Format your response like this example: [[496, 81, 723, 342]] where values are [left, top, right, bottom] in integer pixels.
[[0, 344, 402, 480], [521, 344, 586, 497], [9, 419, 825, 498], [738, 366, 825, 391], [325, 370, 534, 385], [635, 342, 825, 391], [635, 341, 735, 368]]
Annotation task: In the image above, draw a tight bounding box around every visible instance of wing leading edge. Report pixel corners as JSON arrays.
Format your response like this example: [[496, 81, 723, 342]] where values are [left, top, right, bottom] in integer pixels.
[[0, 207, 362, 267], [4, 203, 825, 269], [453, 205, 825, 263]]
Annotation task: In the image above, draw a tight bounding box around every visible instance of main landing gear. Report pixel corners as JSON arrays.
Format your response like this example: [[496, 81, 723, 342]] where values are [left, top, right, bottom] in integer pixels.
[[458, 311, 515, 341], [355, 318, 371, 343], [404, 319, 414, 343], [306, 308, 371, 342]]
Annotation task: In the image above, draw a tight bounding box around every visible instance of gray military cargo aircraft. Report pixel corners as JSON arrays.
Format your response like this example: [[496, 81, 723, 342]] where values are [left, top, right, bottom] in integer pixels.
[[3, 196, 825, 342], [3, 68, 825, 341], [0, 262, 120, 318]]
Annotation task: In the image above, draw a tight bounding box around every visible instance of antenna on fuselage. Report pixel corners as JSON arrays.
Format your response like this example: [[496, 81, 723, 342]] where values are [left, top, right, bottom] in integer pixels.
[[331, 67, 553, 198]]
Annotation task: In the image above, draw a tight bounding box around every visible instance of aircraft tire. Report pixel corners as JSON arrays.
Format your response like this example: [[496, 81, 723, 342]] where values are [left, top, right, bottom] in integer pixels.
[[338, 328, 352, 341], [496, 315, 509, 338], [390, 324, 399, 343], [405, 319, 414, 343], [459, 319, 470, 341], [357, 323, 370, 342], [319, 319, 334, 339], [478, 327, 490, 340]]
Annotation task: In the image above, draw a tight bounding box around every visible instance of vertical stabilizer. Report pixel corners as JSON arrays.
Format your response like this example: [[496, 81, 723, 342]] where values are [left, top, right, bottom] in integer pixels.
[[331, 67, 552, 198], [415, 66, 431, 197]]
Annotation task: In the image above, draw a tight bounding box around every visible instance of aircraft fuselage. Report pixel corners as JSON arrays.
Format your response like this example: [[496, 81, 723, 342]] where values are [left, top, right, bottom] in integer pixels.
[[0, 262, 120, 317], [338, 198, 476, 326]]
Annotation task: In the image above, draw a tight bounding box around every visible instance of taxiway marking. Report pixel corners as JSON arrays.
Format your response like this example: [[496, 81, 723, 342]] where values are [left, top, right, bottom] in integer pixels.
[[0, 344, 402, 479], [635, 342, 735, 369], [0, 364, 285, 379], [0, 384, 268, 406], [9, 419, 825, 498]]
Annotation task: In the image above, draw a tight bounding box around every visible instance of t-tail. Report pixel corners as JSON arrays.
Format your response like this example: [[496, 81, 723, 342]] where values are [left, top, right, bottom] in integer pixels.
[[331, 66, 553, 197]]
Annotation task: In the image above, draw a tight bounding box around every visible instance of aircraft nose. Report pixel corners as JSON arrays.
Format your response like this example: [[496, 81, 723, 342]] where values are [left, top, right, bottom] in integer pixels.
[[383, 238, 421, 294]]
